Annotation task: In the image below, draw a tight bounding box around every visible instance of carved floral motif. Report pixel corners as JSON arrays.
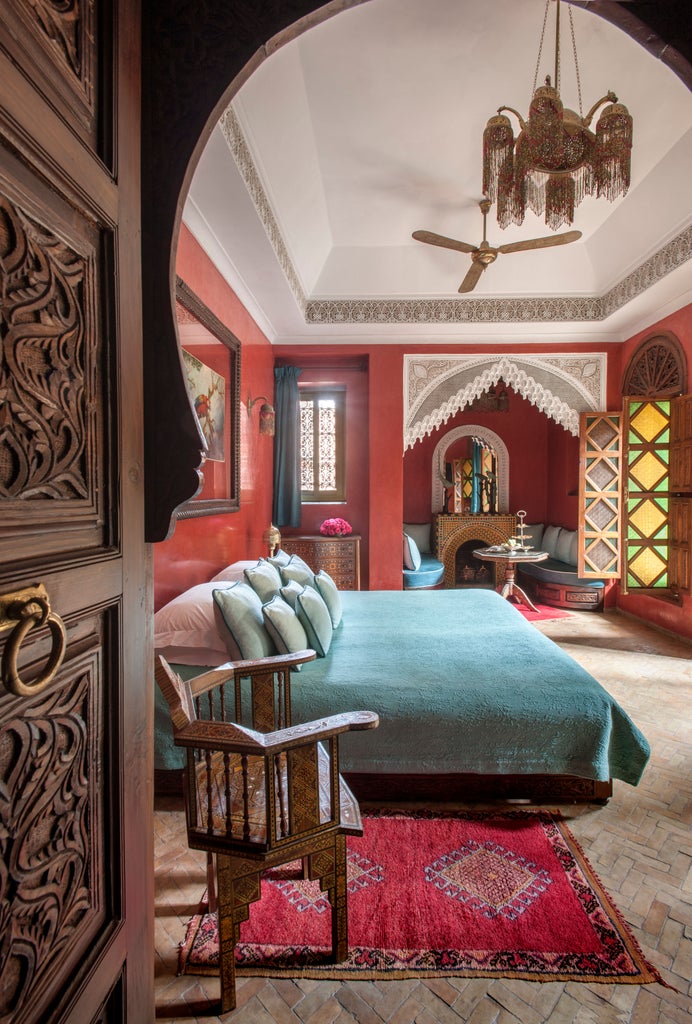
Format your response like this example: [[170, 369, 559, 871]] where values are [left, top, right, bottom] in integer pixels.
[[0, 196, 90, 500]]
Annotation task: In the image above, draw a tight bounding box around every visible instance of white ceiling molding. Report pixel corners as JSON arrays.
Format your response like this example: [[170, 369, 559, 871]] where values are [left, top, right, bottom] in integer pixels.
[[404, 353, 606, 449], [430, 426, 509, 515], [220, 107, 308, 312], [221, 102, 692, 327]]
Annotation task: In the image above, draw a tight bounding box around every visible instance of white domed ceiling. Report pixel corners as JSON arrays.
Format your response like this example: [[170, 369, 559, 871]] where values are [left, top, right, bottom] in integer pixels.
[[183, 0, 692, 346]]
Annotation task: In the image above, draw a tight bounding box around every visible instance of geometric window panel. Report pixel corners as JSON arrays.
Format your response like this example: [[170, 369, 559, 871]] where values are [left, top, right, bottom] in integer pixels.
[[628, 545, 668, 588], [623, 399, 672, 594], [629, 401, 669, 444], [628, 499, 668, 540], [586, 537, 620, 574], [629, 451, 668, 492], [579, 413, 622, 579]]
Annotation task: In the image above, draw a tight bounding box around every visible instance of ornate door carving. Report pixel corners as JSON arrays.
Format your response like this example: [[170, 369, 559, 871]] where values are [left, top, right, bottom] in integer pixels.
[[0, 2, 152, 1022]]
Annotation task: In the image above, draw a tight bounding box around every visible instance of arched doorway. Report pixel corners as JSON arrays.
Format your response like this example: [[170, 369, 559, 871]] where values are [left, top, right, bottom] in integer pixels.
[[141, 1, 692, 543]]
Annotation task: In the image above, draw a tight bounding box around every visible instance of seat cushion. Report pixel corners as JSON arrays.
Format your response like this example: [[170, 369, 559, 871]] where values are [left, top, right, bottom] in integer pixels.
[[403, 533, 422, 570]]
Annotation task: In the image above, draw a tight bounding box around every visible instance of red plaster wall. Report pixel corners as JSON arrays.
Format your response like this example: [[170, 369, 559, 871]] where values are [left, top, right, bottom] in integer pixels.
[[153, 225, 274, 610]]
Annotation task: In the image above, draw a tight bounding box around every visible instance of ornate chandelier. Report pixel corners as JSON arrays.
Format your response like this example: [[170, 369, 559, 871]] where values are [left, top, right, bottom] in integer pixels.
[[482, 0, 633, 231]]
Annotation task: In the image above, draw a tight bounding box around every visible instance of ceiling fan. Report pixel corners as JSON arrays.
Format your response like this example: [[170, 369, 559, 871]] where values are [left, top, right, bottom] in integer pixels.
[[412, 198, 582, 294]]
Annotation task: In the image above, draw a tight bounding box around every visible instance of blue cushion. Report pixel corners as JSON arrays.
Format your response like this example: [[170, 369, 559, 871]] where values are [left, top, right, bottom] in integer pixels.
[[519, 559, 604, 588], [403, 554, 445, 589]]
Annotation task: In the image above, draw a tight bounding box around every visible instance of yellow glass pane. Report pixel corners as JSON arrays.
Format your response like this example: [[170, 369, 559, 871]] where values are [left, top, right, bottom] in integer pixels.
[[629, 546, 667, 586], [629, 451, 667, 491], [629, 499, 667, 538], [630, 403, 668, 442]]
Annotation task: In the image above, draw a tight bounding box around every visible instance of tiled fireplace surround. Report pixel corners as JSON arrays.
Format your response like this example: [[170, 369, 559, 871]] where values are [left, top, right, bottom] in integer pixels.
[[433, 513, 517, 589]]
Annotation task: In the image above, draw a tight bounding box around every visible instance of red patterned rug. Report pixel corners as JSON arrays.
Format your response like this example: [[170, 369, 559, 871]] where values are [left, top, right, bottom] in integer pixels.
[[178, 809, 663, 986], [514, 603, 572, 622]]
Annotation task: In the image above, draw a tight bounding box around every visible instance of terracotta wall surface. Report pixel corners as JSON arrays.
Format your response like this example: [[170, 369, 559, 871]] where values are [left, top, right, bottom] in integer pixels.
[[154, 235, 691, 639], [153, 226, 274, 609]]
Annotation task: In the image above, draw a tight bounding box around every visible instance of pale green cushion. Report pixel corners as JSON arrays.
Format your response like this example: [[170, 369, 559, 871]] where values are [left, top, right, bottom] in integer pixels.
[[212, 583, 275, 660], [279, 580, 303, 610], [556, 528, 578, 566], [268, 548, 291, 569], [314, 569, 342, 627], [296, 585, 333, 657], [262, 595, 309, 655], [403, 522, 432, 554], [244, 559, 283, 602], [569, 531, 579, 567], [280, 555, 316, 589], [522, 523, 544, 549], [542, 525, 562, 558]]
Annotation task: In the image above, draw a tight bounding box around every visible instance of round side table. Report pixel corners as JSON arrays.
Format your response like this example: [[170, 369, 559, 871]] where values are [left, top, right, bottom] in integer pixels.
[[473, 548, 548, 612]]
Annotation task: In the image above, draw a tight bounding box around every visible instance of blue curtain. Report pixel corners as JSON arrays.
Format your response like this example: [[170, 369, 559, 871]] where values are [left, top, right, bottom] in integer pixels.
[[272, 366, 302, 526], [471, 440, 483, 513]]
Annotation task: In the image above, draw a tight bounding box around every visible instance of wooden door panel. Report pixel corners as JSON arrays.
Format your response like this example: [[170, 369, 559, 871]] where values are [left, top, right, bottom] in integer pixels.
[[0, 171, 115, 565], [0, 0, 99, 149], [0, 641, 116, 1022], [0, 1, 151, 1021]]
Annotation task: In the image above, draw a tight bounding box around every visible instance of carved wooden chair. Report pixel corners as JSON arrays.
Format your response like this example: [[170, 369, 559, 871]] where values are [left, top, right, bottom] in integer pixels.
[[155, 653, 378, 1013]]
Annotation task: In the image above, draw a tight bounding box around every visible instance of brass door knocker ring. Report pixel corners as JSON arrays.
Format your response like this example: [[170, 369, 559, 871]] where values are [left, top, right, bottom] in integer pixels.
[[0, 585, 67, 696]]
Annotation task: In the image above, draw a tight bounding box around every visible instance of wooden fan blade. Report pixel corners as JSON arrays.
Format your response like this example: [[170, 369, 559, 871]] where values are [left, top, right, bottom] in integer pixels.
[[412, 230, 477, 254], [497, 230, 582, 255], [458, 261, 485, 293]]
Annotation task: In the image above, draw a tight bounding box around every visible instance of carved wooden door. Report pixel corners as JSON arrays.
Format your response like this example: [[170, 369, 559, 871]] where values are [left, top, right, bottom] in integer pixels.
[[0, 2, 153, 1022]]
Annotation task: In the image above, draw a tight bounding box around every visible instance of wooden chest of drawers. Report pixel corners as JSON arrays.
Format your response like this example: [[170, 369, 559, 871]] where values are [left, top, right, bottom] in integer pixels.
[[281, 535, 361, 590]]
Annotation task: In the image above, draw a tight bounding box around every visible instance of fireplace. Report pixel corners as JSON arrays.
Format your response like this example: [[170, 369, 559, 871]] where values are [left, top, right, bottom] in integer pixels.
[[433, 513, 517, 589], [456, 540, 494, 588]]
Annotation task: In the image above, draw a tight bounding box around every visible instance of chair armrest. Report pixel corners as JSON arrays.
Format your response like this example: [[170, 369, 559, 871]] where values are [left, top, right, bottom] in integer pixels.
[[173, 709, 379, 755]]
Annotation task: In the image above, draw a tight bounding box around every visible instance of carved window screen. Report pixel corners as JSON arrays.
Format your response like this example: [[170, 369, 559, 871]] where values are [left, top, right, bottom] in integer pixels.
[[578, 414, 622, 579]]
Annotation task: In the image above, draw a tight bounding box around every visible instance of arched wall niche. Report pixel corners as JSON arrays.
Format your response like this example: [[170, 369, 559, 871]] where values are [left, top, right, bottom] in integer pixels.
[[141, 2, 692, 542], [431, 426, 509, 515]]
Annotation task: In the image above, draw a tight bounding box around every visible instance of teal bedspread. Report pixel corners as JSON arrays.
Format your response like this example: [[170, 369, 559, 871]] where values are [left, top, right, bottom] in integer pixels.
[[155, 589, 650, 786]]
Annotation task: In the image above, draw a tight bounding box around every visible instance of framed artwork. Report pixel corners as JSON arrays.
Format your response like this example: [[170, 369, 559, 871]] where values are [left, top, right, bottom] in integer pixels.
[[174, 276, 241, 518], [182, 349, 226, 462]]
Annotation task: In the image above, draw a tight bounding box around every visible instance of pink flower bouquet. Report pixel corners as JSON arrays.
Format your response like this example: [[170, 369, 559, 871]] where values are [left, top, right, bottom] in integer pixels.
[[319, 517, 352, 537]]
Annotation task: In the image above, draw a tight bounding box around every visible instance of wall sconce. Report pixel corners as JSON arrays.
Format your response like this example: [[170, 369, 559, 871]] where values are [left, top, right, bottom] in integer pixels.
[[247, 394, 275, 436]]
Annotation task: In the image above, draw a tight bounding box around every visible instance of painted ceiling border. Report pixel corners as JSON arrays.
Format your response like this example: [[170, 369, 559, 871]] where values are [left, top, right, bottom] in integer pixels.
[[403, 353, 606, 449], [222, 105, 692, 327]]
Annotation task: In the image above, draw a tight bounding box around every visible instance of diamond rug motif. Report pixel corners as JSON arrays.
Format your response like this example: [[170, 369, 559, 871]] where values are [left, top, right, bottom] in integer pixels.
[[425, 840, 552, 919], [178, 809, 665, 986]]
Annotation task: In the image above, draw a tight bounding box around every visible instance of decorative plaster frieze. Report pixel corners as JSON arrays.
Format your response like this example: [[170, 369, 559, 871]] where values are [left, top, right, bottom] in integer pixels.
[[220, 108, 307, 311]]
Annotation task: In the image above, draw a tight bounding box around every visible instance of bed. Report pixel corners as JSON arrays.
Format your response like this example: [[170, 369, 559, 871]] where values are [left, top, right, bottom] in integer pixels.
[[153, 560, 650, 802]]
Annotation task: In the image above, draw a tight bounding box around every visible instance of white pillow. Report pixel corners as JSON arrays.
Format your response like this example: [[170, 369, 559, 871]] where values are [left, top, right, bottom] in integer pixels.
[[210, 560, 260, 583], [154, 582, 228, 656], [403, 533, 422, 571]]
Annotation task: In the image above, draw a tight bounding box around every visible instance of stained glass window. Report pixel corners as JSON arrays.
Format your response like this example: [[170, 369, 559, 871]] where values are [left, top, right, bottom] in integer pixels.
[[299, 389, 345, 502], [624, 399, 671, 590]]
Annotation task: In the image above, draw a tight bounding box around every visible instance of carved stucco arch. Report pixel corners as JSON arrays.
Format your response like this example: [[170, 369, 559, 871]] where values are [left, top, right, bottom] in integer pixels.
[[405, 354, 605, 451], [431, 426, 509, 515]]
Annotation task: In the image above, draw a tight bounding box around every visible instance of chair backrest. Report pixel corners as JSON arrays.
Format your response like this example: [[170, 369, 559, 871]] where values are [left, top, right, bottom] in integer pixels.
[[155, 656, 197, 731]]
